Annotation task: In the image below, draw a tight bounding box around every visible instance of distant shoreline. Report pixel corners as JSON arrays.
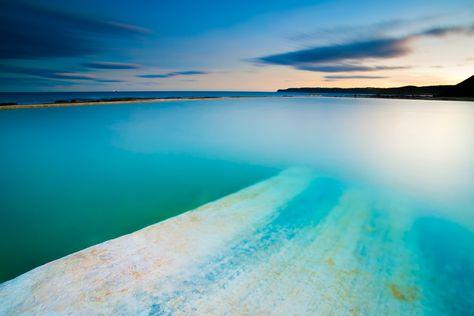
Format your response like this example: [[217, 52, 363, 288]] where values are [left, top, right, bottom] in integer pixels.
[[277, 75, 474, 101]]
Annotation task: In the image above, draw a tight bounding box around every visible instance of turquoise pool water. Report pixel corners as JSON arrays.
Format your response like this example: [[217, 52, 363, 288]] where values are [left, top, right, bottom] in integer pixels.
[[0, 97, 473, 313], [0, 102, 278, 282]]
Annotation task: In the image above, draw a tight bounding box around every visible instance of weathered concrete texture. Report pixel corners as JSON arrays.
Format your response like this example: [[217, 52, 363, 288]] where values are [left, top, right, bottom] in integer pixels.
[[0, 168, 314, 314], [0, 167, 446, 315]]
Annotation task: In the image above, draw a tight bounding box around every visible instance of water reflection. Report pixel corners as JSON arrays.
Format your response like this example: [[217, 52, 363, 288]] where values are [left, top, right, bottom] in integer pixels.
[[115, 97, 474, 227]]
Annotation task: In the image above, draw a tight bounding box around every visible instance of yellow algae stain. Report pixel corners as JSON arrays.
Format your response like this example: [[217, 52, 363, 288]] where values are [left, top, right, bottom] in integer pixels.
[[130, 270, 142, 279], [189, 213, 200, 222], [325, 258, 335, 267], [338, 268, 360, 277], [366, 225, 376, 233], [389, 283, 418, 302]]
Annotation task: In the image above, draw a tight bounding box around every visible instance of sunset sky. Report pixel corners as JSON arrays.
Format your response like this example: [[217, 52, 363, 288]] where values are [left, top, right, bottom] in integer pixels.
[[1, 0, 473, 91]]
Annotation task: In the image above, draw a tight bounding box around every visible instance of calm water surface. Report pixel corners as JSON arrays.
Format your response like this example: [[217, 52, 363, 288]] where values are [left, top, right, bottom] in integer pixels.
[[0, 97, 473, 313]]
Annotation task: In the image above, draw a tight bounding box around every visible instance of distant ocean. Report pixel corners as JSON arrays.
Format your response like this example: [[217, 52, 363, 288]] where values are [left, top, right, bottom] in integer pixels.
[[0, 91, 282, 105]]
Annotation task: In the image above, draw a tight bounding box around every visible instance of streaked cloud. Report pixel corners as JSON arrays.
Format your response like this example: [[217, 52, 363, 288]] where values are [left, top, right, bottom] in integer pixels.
[[324, 75, 388, 80], [84, 62, 141, 70], [257, 24, 474, 73], [47, 72, 96, 80], [296, 64, 410, 73], [286, 15, 445, 45], [0, 77, 76, 87], [259, 38, 410, 66], [0, 64, 120, 83], [104, 21, 152, 35], [138, 71, 208, 79], [417, 24, 474, 37], [94, 79, 124, 83], [0, 0, 151, 59]]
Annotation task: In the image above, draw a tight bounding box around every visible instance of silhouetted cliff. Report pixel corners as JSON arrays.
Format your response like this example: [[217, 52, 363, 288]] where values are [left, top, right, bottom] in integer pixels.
[[278, 75, 474, 98]]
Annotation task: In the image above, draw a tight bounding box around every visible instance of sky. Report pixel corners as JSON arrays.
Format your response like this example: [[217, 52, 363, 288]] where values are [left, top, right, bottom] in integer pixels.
[[0, 0, 473, 91]]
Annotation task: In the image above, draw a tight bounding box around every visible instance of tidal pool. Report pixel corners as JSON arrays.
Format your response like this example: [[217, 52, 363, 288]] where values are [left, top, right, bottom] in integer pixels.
[[0, 97, 473, 314]]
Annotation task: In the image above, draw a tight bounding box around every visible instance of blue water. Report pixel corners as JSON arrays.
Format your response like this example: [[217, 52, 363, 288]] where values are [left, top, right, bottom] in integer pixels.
[[0, 101, 277, 281], [0, 96, 473, 313]]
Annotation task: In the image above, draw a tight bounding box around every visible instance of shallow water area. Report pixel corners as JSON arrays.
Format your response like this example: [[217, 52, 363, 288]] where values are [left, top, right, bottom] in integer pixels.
[[0, 96, 473, 314]]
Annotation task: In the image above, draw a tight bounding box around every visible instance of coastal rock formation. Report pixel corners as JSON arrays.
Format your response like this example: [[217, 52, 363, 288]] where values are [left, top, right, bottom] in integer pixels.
[[278, 75, 474, 98]]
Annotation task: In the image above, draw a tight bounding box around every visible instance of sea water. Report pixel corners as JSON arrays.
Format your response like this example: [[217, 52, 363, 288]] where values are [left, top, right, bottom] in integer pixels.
[[0, 96, 473, 314]]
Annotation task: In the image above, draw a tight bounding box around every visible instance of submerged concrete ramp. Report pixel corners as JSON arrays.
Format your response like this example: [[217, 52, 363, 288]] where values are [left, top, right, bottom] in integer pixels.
[[0, 167, 448, 315]]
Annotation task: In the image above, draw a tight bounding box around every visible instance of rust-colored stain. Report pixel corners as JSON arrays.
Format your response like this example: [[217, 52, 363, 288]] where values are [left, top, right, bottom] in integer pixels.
[[389, 283, 417, 302]]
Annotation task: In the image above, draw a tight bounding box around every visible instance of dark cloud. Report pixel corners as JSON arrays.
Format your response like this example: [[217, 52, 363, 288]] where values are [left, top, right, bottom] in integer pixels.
[[84, 62, 141, 69], [138, 70, 208, 78], [47, 73, 97, 80], [0, 0, 151, 59], [0, 64, 95, 80], [259, 38, 410, 66], [175, 71, 208, 76], [139, 74, 172, 79], [94, 79, 124, 83], [417, 24, 474, 37], [296, 64, 409, 73], [325, 75, 388, 80], [257, 24, 474, 73], [0, 64, 120, 84], [0, 76, 76, 87]]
